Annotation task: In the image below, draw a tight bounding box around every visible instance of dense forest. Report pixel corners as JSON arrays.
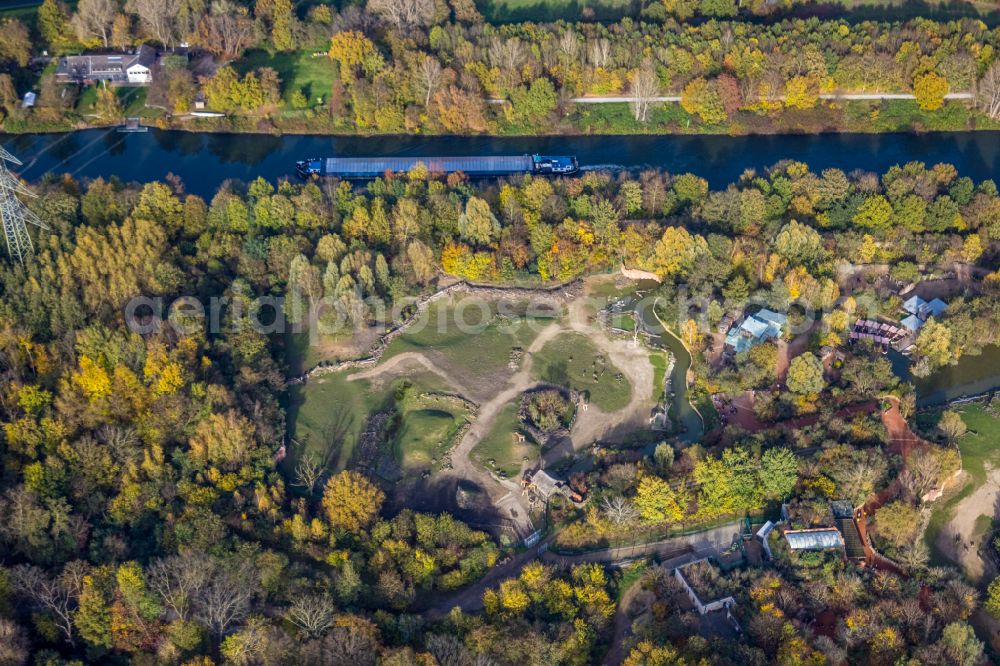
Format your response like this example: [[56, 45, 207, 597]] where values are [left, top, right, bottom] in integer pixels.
[[1, 1, 1000, 133], [0, 157, 996, 662]]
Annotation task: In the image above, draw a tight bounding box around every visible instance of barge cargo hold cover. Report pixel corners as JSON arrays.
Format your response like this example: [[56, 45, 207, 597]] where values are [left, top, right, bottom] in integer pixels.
[[296, 154, 577, 178]]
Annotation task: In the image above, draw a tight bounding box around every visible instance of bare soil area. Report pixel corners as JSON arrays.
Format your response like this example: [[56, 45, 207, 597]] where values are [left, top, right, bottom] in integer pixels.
[[935, 466, 1000, 584], [343, 276, 660, 538]]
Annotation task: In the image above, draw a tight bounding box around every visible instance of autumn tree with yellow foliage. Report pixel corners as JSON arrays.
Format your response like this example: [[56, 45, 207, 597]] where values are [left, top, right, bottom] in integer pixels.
[[321, 470, 385, 533]]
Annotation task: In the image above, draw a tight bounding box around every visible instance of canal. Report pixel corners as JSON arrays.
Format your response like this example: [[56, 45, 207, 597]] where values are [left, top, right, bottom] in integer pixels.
[[3, 129, 1000, 199], [6, 128, 998, 407]]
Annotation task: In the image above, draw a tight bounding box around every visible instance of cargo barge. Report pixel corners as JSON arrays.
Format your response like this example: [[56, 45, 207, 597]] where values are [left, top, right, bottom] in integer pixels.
[[295, 154, 578, 179]]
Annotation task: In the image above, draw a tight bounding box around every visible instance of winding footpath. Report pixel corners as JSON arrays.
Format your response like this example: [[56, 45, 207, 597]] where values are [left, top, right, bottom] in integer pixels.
[[346, 279, 659, 539]]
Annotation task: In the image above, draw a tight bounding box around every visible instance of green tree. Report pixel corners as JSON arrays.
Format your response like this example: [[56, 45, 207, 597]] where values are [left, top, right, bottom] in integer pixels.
[[853, 195, 893, 231], [681, 78, 726, 124], [786, 353, 825, 395], [38, 0, 74, 50], [508, 78, 557, 125], [773, 220, 823, 265], [94, 85, 122, 120], [329, 31, 381, 79], [872, 501, 921, 548], [760, 448, 797, 500], [671, 173, 708, 205], [458, 197, 499, 247], [937, 622, 985, 666], [699, 0, 737, 17], [784, 75, 819, 110], [986, 577, 1000, 619], [661, 0, 697, 19], [913, 319, 957, 376], [268, 0, 295, 51], [649, 227, 708, 280], [0, 20, 31, 67], [937, 410, 967, 442], [75, 574, 112, 648], [188, 411, 257, 471]]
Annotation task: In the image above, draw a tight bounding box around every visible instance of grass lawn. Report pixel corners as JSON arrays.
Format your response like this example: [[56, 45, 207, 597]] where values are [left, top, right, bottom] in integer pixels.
[[649, 350, 668, 398], [471, 401, 539, 478], [614, 561, 649, 601], [842, 99, 997, 132], [287, 370, 391, 472], [394, 397, 470, 474], [479, 0, 637, 23], [394, 407, 466, 472], [533, 332, 632, 412], [288, 366, 466, 475], [74, 86, 158, 119], [611, 312, 636, 332], [236, 49, 336, 108], [572, 102, 696, 134], [924, 404, 1000, 565], [384, 297, 554, 388]]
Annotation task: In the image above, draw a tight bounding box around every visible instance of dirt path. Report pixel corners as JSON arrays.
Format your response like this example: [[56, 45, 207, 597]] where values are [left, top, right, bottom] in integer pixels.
[[346, 276, 660, 539], [775, 324, 817, 382], [936, 466, 1000, 584], [605, 575, 649, 666], [347, 351, 477, 400]]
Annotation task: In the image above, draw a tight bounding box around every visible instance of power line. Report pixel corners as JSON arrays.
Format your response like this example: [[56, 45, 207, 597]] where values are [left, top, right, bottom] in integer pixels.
[[0, 147, 51, 264]]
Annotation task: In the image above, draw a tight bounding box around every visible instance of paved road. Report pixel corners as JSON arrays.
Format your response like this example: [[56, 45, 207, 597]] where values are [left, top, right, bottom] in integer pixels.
[[541, 519, 743, 566], [490, 92, 973, 104], [423, 519, 744, 619]]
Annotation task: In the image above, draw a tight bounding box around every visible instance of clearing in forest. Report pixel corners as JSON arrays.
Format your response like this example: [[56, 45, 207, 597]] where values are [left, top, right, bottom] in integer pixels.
[[471, 401, 540, 478], [381, 296, 560, 401], [532, 331, 633, 412], [925, 404, 1000, 581]]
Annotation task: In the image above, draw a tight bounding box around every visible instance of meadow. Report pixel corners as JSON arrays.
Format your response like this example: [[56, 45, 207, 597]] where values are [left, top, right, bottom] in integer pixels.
[[471, 401, 540, 478], [533, 332, 632, 412], [923, 404, 1000, 566]]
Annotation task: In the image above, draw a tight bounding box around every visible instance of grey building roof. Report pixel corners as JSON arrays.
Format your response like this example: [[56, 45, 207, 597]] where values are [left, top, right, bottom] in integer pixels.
[[56, 45, 156, 81], [783, 528, 845, 550], [527, 470, 562, 498]]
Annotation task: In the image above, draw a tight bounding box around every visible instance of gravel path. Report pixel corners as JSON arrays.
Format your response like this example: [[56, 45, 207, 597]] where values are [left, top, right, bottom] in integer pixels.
[[936, 466, 1000, 584], [348, 277, 661, 540]]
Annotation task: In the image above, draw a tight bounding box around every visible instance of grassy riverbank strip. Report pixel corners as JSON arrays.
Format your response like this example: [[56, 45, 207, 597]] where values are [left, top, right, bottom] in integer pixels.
[[6, 98, 1000, 137]]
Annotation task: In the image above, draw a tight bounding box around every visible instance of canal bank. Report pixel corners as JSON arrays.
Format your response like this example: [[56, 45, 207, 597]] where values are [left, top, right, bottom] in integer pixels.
[[4, 128, 1000, 199]]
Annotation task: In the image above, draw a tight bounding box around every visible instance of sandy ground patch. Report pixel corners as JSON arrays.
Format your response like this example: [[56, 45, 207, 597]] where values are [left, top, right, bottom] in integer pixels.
[[347, 351, 477, 401], [936, 466, 1000, 584], [340, 275, 661, 539]]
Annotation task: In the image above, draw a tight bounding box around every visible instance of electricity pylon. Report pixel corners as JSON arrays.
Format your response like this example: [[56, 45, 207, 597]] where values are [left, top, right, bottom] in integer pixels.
[[0, 146, 49, 264]]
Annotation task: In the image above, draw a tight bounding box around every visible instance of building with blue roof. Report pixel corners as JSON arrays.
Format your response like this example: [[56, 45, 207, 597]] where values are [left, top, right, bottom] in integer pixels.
[[925, 298, 947, 318], [899, 295, 948, 333], [902, 295, 926, 316], [724, 309, 787, 354], [900, 314, 925, 332]]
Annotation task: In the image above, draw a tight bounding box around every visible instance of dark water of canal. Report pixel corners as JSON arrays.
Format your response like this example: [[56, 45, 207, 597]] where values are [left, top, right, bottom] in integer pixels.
[[889, 345, 1000, 407], [4, 128, 1000, 199]]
